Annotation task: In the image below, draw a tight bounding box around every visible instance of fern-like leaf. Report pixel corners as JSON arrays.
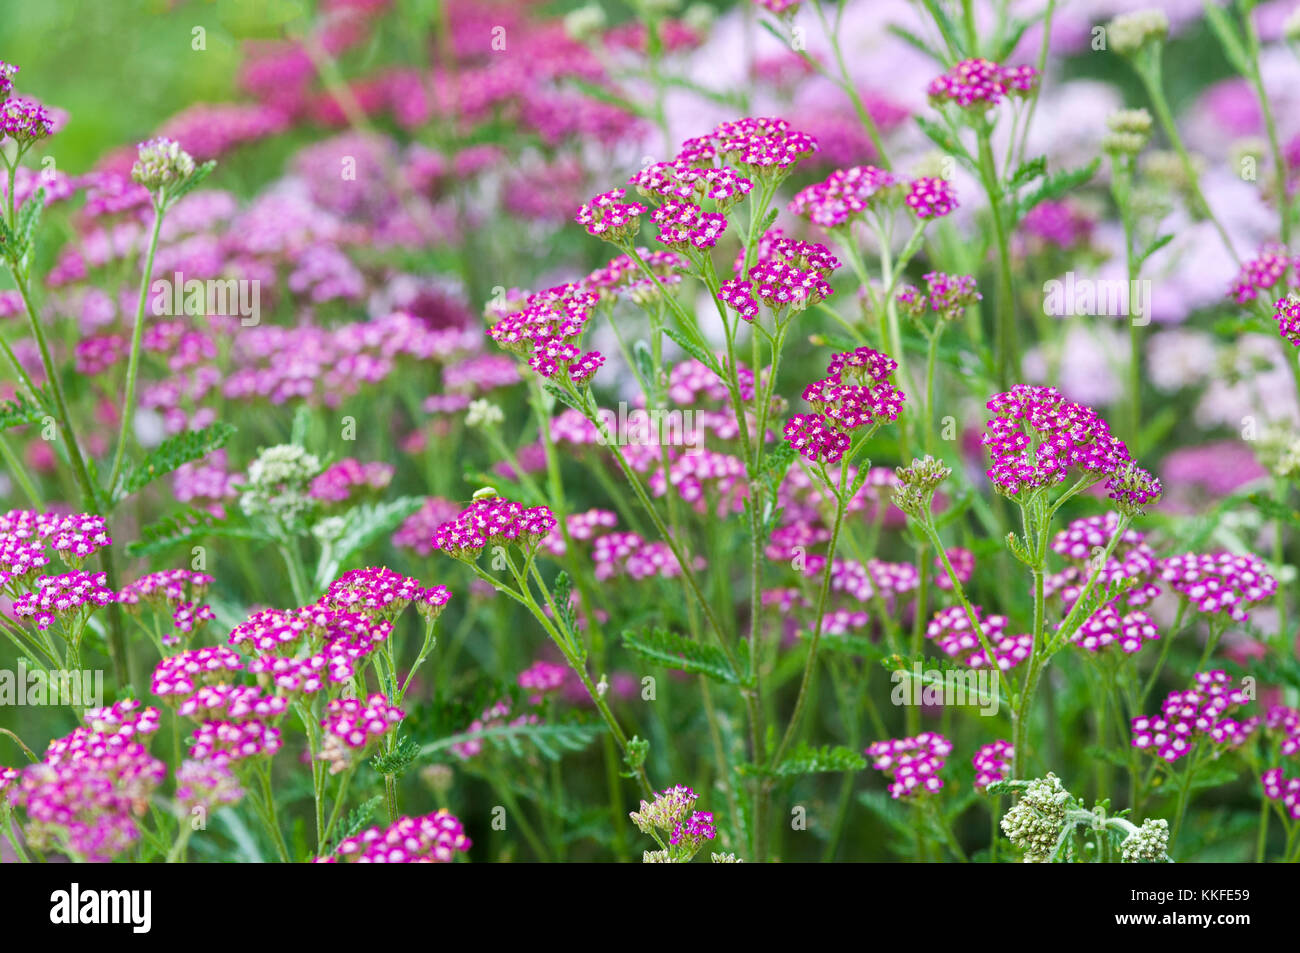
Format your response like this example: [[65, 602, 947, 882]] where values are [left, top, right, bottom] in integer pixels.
[[112, 422, 236, 503], [421, 721, 602, 762], [621, 626, 740, 685]]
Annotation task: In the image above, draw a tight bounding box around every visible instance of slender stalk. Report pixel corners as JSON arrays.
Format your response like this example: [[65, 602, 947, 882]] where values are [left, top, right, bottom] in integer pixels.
[[107, 197, 165, 492]]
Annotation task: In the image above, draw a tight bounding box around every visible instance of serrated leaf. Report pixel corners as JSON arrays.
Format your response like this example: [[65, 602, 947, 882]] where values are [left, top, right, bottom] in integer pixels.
[[1016, 159, 1099, 220], [621, 626, 741, 684], [1008, 155, 1047, 191], [420, 721, 602, 762], [914, 115, 965, 158], [164, 160, 218, 209], [126, 506, 264, 557], [0, 390, 46, 431], [14, 186, 46, 258], [112, 422, 236, 503], [1136, 233, 1174, 269], [739, 743, 866, 779], [663, 326, 723, 377], [541, 380, 586, 414], [333, 795, 384, 847], [370, 735, 421, 777], [314, 495, 425, 587]]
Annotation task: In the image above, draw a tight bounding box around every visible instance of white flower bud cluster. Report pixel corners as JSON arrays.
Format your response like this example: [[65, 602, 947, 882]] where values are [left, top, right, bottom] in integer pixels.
[[1000, 773, 1070, 862], [1121, 818, 1170, 863], [1107, 10, 1170, 57], [239, 444, 322, 526]]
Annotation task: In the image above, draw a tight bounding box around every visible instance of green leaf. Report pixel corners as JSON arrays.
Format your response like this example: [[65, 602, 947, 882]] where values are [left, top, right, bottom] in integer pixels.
[[663, 326, 723, 377], [1245, 491, 1300, 528], [886, 24, 947, 64], [914, 115, 966, 158], [420, 721, 602, 762], [738, 743, 867, 779], [112, 422, 236, 503], [1015, 159, 1100, 220], [332, 795, 384, 848], [126, 506, 264, 557], [290, 403, 312, 447], [1136, 233, 1174, 269], [1201, 1, 1252, 77], [14, 186, 46, 258], [621, 626, 741, 685], [632, 339, 655, 389], [370, 735, 421, 777], [541, 380, 587, 414], [313, 495, 424, 587], [164, 159, 218, 209], [1007, 155, 1047, 191], [0, 390, 47, 431]]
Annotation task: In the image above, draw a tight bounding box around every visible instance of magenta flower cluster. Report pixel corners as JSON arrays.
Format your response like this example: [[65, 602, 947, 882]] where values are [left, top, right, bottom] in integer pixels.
[[866, 733, 953, 798], [784, 346, 905, 463], [1131, 671, 1255, 762], [432, 494, 558, 559], [6, 701, 164, 861], [972, 740, 1014, 790], [927, 58, 1040, 108], [319, 810, 471, 863], [981, 385, 1132, 496]]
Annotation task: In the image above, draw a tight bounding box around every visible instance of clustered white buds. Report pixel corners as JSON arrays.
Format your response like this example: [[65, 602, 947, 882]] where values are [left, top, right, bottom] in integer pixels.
[[1000, 773, 1071, 862], [1120, 818, 1170, 863]]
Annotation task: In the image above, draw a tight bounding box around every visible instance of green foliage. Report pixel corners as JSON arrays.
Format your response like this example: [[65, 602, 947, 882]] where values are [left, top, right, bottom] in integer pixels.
[[0, 390, 47, 432], [370, 734, 422, 778], [111, 422, 236, 503], [125, 506, 264, 557], [738, 743, 867, 779], [421, 720, 603, 762], [621, 626, 742, 685]]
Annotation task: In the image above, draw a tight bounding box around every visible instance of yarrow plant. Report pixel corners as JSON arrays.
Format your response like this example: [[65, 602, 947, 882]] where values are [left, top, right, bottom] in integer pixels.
[[1, 0, 1299, 873]]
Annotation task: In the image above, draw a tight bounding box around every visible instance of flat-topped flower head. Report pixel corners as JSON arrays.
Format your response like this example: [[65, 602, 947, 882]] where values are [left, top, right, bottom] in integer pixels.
[[1102, 108, 1153, 155], [0, 97, 54, 144], [432, 494, 558, 560], [152, 645, 245, 697], [927, 58, 1039, 109], [321, 566, 450, 620], [866, 733, 952, 798], [893, 455, 952, 517], [1106, 461, 1163, 516], [575, 187, 646, 242], [1230, 246, 1297, 305], [973, 740, 1013, 789], [981, 385, 1130, 497], [1000, 773, 1069, 861], [12, 570, 114, 630], [710, 116, 818, 179], [1157, 552, 1277, 622], [905, 176, 958, 219], [1131, 670, 1255, 762], [788, 165, 901, 229], [487, 283, 605, 385], [785, 346, 904, 464], [174, 759, 244, 816], [896, 272, 981, 322], [320, 810, 471, 863], [1274, 295, 1300, 346], [319, 693, 405, 774]]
